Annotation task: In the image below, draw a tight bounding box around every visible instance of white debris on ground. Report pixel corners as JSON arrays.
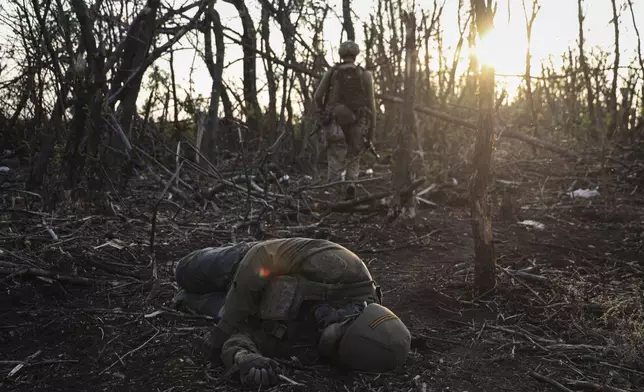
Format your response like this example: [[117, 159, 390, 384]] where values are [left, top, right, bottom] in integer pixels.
[[518, 220, 546, 230], [366, 168, 373, 177], [568, 188, 600, 198], [0, 166, 9, 174]]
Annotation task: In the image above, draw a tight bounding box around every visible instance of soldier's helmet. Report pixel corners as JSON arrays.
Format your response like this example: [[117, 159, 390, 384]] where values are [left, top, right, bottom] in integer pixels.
[[338, 41, 360, 58], [319, 303, 411, 372]]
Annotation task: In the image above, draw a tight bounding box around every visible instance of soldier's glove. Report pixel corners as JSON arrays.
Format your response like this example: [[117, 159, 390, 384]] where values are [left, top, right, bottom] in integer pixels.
[[236, 351, 281, 387]]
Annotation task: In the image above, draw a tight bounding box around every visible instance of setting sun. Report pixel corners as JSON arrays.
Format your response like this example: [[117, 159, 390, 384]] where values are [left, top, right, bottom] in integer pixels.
[[469, 17, 532, 73]]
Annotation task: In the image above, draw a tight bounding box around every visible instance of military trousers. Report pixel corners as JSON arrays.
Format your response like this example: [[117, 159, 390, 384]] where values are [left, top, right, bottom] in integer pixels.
[[324, 116, 366, 184], [172, 242, 256, 319]]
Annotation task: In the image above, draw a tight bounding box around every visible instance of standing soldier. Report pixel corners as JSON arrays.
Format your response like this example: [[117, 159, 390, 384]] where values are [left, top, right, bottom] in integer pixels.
[[314, 41, 377, 200]]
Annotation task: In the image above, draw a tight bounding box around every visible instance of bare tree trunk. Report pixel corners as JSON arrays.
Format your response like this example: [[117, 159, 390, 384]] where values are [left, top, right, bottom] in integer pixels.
[[221, 86, 234, 119], [626, 0, 644, 77], [566, 48, 579, 129], [224, 0, 262, 135], [470, 0, 496, 296], [27, 0, 70, 191], [69, 0, 108, 193], [210, 7, 225, 155], [260, 2, 277, 141], [577, 0, 599, 140], [608, 0, 619, 138], [390, 11, 417, 220], [342, 0, 355, 41], [200, 5, 225, 163], [109, 0, 161, 139], [522, 0, 540, 150]]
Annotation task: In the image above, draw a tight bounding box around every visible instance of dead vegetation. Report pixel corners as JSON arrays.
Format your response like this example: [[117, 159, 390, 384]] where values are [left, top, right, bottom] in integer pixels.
[[1, 0, 644, 390]]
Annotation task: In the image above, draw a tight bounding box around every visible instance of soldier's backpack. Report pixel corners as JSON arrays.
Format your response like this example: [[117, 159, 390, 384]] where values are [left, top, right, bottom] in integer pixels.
[[328, 64, 368, 127]]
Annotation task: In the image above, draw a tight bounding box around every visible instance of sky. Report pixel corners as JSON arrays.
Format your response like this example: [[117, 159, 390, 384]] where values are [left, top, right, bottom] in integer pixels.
[[172, 0, 643, 109], [0, 0, 642, 113]]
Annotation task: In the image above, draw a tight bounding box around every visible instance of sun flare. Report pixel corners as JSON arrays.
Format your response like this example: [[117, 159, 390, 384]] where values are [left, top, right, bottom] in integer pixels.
[[470, 28, 503, 69]]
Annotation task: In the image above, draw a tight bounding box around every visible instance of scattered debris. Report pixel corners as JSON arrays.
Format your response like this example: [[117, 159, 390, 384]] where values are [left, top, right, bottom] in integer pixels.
[[567, 188, 600, 198], [518, 220, 545, 230]]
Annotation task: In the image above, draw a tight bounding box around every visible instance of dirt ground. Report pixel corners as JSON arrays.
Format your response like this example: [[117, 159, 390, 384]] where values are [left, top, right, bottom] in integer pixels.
[[1, 143, 644, 392]]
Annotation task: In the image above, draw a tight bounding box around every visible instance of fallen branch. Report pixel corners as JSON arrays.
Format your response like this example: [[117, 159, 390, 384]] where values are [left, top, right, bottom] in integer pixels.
[[325, 177, 425, 212], [358, 230, 438, 253], [0, 267, 97, 286], [565, 379, 631, 392], [529, 371, 575, 392], [378, 93, 578, 159]]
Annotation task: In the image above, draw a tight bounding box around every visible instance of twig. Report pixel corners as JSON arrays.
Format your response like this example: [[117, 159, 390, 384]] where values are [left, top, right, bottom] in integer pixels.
[[507, 269, 548, 283], [0, 359, 79, 366], [416, 183, 437, 197], [148, 161, 184, 300], [99, 330, 161, 374], [278, 374, 304, 386], [500, 267, 546, 305], [600, 362, 644, 377], [529, 371, 575, 392], [7, 350, 42, 377], [299, 176, 385, 191], [237, 127, 253, 219]]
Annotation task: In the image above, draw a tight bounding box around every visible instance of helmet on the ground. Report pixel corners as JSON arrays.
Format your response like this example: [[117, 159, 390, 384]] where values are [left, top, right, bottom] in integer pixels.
[[338, 41, 360, 58], [319, 303, 411, 372]]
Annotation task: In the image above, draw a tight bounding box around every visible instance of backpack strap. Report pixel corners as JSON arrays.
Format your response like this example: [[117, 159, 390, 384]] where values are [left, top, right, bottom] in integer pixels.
[[321, 63, 340, 110]]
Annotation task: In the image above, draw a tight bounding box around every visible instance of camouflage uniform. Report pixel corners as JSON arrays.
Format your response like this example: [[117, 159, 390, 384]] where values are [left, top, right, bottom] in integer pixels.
[[173, 238, 410, 387], [314, 41, 377, 197], [172, 241, 258, 319]]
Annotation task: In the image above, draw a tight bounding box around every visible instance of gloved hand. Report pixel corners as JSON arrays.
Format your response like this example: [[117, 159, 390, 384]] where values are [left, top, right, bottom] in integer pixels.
[[236, 351, 281, 387]]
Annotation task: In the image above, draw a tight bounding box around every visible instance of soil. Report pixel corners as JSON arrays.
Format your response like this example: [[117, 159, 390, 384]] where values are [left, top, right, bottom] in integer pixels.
[[1, 142, 644, 392]]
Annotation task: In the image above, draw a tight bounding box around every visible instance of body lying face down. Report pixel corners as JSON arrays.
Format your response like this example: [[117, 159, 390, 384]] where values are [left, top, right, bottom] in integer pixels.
[[172, 237, 411, 387]]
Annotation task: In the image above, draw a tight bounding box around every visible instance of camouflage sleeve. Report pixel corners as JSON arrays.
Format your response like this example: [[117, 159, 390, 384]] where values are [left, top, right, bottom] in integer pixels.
[[313, 68, 333, 109], [221, 333, 261, 369], [363, 70, 377, 141]]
